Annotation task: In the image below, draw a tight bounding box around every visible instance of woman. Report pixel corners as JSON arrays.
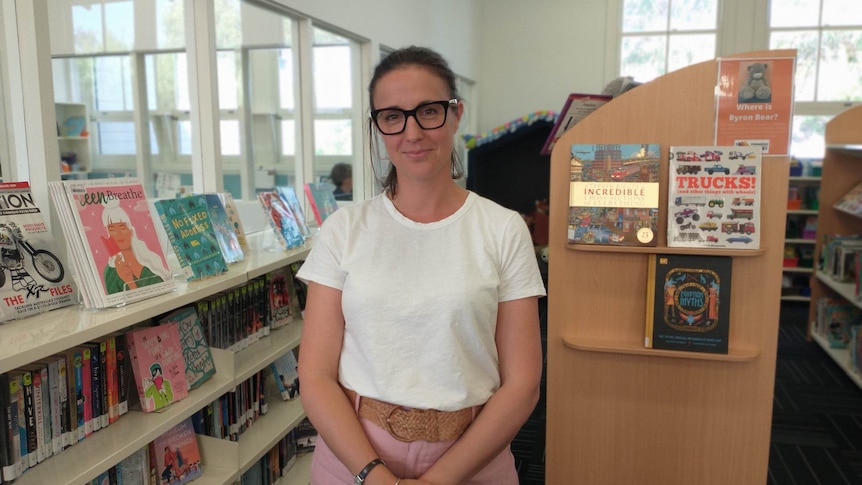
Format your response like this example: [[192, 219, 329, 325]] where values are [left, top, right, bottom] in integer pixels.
[[102, 199, 172, 294], [297, 46, 545, 484]]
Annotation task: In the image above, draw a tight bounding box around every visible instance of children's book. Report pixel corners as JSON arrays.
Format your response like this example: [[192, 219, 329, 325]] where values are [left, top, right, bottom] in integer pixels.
[[48, 178, 176, 308], [125, 322, 189, 413], [540, 93, 612, 155], [159, 306, 216, 390], [275, 186, 312, 237], [204, 194, 244, 264], [645, 254, 732, 354], [154, 196, 230, 281], [258, 192, 305, 249], [303, 182, 340, 225], [269, 349, 299, 401], [216, 192, 248, 251], [153, 417, 202, 485], [834, 181, 862, 218], [667, 146, 763, 249], [567, 143, 660, 246], [0, 181, 77, 322]]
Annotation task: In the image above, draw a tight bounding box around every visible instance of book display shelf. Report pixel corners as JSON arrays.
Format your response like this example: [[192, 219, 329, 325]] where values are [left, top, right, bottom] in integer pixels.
[[0, 232, 312, 485], [55, 102, 90, 176], [806, 105, 862, 388], [783, 165, 820, 301], [546, 50, 791, 484]]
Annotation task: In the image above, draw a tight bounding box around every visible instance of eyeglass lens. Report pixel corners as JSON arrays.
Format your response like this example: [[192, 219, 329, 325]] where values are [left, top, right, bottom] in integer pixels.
[[374, 101, 451, 135]]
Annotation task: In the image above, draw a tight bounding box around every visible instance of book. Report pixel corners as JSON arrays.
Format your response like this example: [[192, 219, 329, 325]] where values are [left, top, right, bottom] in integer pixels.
[[266, 266, 299, 331], [645, 254, 732, 354], [303, 182, 340, 225], [152, 417, 202, 485], [118, 446, 150, 485], [204, 194, 244, 264], [125, 322, 189, 413], [667, 146, 763, 249], [540, 93, 612, 155], [257, 192, 305, 249], [834, 181, 862, 218], [0, 181, 77, 322], [269, 349, 299, 401], [0, 373, 15, 483], [275, 186, 311, 237], [216, 192, 249, 251], [159, 306, 216, 390], [48, 178, 176, 308], [567, 143, 660, 246], [154, 196, 230, 280]]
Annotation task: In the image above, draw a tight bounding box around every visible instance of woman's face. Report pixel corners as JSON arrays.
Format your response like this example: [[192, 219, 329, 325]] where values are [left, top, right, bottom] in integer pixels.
[[107, 221, 132, 250], [372, 66, 462, 185]]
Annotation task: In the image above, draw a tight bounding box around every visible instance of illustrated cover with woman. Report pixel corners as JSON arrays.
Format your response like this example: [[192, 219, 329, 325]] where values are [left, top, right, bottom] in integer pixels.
[[125, 322, 189, 413], [152, 417, 202, 484], [50, 178, 175, 308]]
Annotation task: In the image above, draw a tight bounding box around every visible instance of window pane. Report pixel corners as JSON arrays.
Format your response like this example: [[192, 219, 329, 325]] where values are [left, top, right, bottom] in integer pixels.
[[621, 35, 667, 80], [281, 119, 295, 156], [215, 0, 242, 49], [822, 0, 862, 26], [98, 121, 136, 155], [313, 45, 352, 110], [221, 119, 240, 156], [177, 53, 191, 112], [178, 120, 192, 155], [156, 0, 185, 49], [218, 51, 238, 110], [72, 5, 103, 54], [104, 1, 134, 51], [790, 115, 829, 158], [94, 56, 132, 112], [669, 0, 717, 31], [667, 33, 715, 72], [770, 0, 819, 28], [818, 30, 862, 101], [623, 0, 669, 33], [770, 31, 818, 102], [314, 120, 352, 156], [279, 49, 295, 111]]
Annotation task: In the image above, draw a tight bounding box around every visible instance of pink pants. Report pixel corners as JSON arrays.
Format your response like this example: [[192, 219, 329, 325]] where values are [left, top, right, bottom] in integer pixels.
[[309, 414, 519, 484]]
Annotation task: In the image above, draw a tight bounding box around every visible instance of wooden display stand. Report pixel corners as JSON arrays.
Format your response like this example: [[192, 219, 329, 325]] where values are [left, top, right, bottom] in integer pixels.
[[546, 50, 792, 484]]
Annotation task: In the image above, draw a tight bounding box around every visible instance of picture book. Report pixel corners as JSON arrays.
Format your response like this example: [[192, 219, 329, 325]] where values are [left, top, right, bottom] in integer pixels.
[[667, 146, 762, 249], [269, 349, 299, 401], [645, 254, 732, 354], [540, 93, 612, 155], [48, 178, 176, 308], [216, 192, 248, 251], [275, 186, 311, 237], [204, 194, 244, 264], [153, 417, 202, 485], [567, 143, 660, 246], [303, 182, 340, 225], [159, 306, 216, 390], [0, 181, 77, 322], [834, 181, 862, 218], [258, 192, 305, 249], [154, 196, 229, 281], [267, 266, 299, 330], [125, 322, 189, 413]]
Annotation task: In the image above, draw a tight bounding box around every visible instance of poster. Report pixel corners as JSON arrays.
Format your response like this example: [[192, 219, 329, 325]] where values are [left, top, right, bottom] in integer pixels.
[[714, 57, 796, 156]]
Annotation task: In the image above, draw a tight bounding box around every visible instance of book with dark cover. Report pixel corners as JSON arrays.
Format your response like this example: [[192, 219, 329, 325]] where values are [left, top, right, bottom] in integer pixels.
[[567, 143, 660, 246], [645, 254, 732, 354]]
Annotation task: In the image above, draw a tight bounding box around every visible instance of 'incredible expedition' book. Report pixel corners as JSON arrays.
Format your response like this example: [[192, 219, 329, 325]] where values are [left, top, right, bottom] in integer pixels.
[[567, 143, 660, 247], [154, 196, 230, 281], [645, 254, 732, 354], [667, 146, 762, 249], [0, 181, 77, 322]]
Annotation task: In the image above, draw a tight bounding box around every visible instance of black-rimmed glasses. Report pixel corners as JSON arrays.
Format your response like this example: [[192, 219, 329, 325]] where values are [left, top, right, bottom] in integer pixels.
[[371, 99, 458, 135]]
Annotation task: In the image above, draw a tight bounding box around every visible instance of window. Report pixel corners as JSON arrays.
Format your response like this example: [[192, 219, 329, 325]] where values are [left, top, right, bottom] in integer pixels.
[[619, 0, 718, 81]]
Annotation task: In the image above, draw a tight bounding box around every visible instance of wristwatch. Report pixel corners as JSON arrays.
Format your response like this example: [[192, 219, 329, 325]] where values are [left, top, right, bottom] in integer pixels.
[[354, 457, 386, 484]]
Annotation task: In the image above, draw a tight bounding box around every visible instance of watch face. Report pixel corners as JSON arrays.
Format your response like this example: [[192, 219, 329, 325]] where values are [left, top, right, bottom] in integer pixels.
[[637, 227, 654, 244]]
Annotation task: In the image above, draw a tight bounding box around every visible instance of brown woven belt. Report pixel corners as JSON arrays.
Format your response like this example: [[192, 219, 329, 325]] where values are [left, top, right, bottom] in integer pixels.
[[342, 387, 480, 442]]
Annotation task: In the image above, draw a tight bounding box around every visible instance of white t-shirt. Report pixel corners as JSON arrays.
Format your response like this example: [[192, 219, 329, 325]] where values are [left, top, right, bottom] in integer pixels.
[[297, 191, 546, 411]]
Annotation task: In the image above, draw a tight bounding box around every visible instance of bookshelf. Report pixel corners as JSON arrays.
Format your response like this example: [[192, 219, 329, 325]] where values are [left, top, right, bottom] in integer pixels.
[[0, 233, 312, 485], [54, 102, 90, 176], [782, 173, 820, 301], [546, 50, 791, 484], [806, 105, 862, 387]]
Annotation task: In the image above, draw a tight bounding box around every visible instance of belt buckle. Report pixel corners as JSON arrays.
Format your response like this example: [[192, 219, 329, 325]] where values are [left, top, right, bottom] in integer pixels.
[[385, 406, 438, 442]]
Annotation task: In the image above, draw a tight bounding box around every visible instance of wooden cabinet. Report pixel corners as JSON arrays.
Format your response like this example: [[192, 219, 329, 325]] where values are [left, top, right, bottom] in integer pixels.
[[0, 234, 311, 484], [806, 105, 862, 388], [546, 50, 791, 484]]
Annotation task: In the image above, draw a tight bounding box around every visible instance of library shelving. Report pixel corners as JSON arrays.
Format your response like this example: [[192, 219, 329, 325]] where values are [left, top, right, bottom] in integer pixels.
[[806, 105, 862, 388], [782, 174, 820, 301], [55, 102, 91, 176], [0, 232, 312, 485], [546, 50, 792, 484]]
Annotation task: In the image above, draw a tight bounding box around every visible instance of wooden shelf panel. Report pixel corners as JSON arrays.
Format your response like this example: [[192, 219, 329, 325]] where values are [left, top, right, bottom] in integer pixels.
[[566, 244, 766, 256], [561, 336, 759, 362], [780, 295, 811, 302], [811, 331, 862, 389]]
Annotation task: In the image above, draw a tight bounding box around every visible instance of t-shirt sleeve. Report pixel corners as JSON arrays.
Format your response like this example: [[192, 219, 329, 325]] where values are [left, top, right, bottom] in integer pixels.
[[295, 212, 348, 290], [498, 212, 547, 302]]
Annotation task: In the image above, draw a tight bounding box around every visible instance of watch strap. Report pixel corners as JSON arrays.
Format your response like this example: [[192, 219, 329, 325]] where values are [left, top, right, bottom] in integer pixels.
[[354, 457, 386, 484]]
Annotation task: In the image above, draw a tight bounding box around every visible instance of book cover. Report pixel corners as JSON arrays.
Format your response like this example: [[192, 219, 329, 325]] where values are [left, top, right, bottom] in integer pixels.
[[118, 445, 149, 485], [303, 182, 340, 225], [269, 349, 299, 401], [154, 196, 229, 281], [48, 178, 175, 308], [159, 306, 216, 390], [834, 181, 862, 218], [540, 93, 612, 155], [257, 192, 305, 249], [0, 181, 77, 322], [275, 186, 312, 237], [645, 254, 732, 354], [267, 266, 299, 331], [8, 371, 26, 476], [204, 194, 244, 264], [667, 146, 762, 249], [567, 143, 660, 246], [125, 323, 189, 413], [153, 417, 202, 485], [216, 192, 249, 251], [0, 372, 15, 483]]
